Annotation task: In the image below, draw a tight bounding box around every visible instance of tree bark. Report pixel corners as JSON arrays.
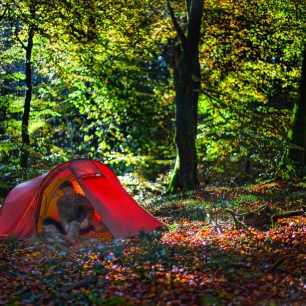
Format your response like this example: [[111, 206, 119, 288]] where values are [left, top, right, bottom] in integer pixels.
[[289, 44, 306, 171], [167, 0, 203, 193], [20, 26, 34, 169]]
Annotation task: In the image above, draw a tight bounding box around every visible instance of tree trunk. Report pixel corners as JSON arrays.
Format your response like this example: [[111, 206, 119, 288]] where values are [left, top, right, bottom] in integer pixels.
[[289, 44, 306, 171], [168, 0, 203, 193], [20, 26, 34, 169]]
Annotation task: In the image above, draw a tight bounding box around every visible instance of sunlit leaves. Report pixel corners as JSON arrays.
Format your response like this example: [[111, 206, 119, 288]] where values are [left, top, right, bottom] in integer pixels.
[[1, 0, 305, 183], [196, 0, 306, 181]]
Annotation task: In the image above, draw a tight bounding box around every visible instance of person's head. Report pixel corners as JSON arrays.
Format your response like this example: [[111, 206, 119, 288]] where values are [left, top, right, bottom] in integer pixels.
[[59, 181, 75, 196]]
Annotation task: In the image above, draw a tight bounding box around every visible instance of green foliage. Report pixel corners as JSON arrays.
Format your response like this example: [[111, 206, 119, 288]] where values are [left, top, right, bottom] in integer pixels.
[[195, 0, 306, 183], [0, 0, 305, 187]]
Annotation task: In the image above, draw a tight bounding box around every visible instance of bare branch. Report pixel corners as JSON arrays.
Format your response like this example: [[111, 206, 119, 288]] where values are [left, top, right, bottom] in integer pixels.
[[14, 27, 27, 50], [166, 0, 189, 54], [272, 208, 306, 222], [0, 7, 8, 22], [233, 203, 269, 217], [148, 1, 159, 15]]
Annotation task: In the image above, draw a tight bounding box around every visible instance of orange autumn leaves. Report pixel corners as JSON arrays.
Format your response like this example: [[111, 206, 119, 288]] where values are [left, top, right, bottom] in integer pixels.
[[0, 180, 305, 305]]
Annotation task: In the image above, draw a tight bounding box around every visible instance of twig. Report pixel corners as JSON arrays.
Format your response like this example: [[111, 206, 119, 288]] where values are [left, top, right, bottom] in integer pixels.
[[272, 208, 306, 223], [225, 209, 249, 230], [148, 2, 159, 15], [234, 203, 269, 217], [229, 259, 304, 279], [62, 276, 97, 292], [0, 7, 8, 22], [273, 267, 304, 279], [206, 212, 222, 233], [262, 261, 303, 279], [11, 287, 29, 296], [266, 258, 285, 272], [230, 262, 253, 269], [166, 0, 189, 54], [14, 26, 27, 50]]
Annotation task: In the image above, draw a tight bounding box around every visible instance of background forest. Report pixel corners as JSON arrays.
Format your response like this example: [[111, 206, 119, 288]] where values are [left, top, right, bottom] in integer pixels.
[[0, 0, 306, 193]]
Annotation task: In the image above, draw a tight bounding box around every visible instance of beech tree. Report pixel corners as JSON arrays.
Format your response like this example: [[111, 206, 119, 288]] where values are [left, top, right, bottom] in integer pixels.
[[50, 0, 204, 192], [20, 20, 34, 168], [1, 0, 305, 186], [289, 44, 306, 170], [167, 0, 204, 193], [2, 0, 48, 169]]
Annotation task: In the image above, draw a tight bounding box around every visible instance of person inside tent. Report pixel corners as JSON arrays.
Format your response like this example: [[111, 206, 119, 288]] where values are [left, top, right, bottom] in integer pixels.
[[56, 180, 95, 238]]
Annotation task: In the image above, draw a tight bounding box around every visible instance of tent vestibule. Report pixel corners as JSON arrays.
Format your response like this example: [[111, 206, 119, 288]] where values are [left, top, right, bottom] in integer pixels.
[[0, 159, 163, 239]]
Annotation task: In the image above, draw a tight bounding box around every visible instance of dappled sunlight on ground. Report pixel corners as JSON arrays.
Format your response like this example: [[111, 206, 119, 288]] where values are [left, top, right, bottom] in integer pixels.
[[0, 180, 305, 305]]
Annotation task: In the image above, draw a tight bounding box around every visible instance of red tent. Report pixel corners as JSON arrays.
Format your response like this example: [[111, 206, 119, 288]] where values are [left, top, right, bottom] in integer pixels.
[[0, 159, 163, 239]]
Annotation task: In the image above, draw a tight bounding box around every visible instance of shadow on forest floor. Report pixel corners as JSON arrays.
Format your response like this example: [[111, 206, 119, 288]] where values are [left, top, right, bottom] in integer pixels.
[[0, 179, 305, 305]]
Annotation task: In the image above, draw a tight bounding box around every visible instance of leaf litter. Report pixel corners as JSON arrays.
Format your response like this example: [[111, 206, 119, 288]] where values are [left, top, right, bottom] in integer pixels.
[[0, 180, 305, 305]]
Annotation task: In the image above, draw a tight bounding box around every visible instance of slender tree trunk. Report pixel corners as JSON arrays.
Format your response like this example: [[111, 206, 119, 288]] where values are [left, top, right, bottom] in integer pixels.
[[167, 0, 203, 193], [289, 44, 306, 171], [20, 26, 34, 168]]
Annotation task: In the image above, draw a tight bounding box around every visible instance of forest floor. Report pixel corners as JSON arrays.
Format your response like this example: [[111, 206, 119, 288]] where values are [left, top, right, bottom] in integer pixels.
[[0, 179, 305, 305]]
